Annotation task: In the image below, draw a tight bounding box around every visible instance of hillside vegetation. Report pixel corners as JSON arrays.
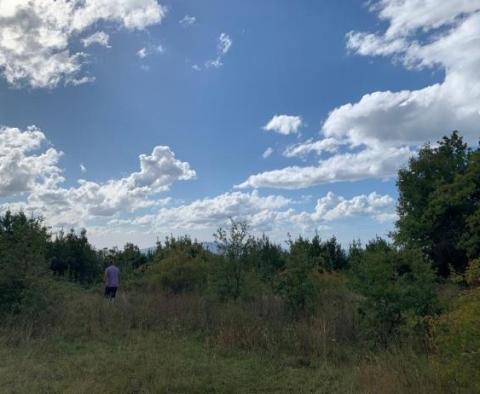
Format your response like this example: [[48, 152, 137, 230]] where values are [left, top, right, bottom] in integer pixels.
[[1, 131, 479, 393]]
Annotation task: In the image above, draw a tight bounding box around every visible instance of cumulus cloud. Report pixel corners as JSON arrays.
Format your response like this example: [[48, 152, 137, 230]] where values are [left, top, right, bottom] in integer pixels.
[[0, 126, 195, 227], [237, 145, 412, 189], [0, 126, 63, 197], [179, 15, 196, 27], [0, 126, 396, 242], [331, 0, 480, 146], [0, 0, 166, 88], [263, 115, 303, 135], [81, 31, 110, 48], [239, 0, 480, 190], [312, 192, 396, 223], [132, 190, 397, 240]]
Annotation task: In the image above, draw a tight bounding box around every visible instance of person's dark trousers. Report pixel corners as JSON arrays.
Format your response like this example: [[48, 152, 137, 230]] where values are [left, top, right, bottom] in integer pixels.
[[104, 286, 118, 298]]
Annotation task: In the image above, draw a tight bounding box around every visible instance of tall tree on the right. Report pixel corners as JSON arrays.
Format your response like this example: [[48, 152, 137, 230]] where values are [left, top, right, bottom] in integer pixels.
[[394, 131, 480, 276]]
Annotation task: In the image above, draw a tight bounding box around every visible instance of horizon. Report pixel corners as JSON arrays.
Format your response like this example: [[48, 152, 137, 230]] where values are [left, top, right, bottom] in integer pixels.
[[1, 0, 480, 249]]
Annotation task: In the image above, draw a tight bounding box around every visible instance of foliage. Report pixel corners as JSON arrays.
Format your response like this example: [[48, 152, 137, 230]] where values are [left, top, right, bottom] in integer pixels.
[[48, 228, 101, 284], [432, 288, 480, 392], [247, 234, 286, 287], [0, 211, 49, 316], [395, 131, 480, 275], [146, 236, 210, 294], [464, 258, 480, 286], [349, 238, 438, 344], [213, 219, 254, 300], [275, 241, 319, 317]]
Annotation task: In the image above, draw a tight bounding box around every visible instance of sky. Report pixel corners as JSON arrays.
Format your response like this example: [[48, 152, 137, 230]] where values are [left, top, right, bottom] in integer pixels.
[[1, 0, 479, 249]]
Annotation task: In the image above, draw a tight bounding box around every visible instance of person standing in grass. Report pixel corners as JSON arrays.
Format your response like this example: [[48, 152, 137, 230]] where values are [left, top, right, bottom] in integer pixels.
[[104, 260, 120, 300]]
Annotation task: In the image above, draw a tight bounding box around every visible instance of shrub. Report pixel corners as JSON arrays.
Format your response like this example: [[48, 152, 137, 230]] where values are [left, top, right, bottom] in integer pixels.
[[464, 258, 480, 286], [350, 240, 438, 345], [432, 288, 480, 392], [144, 236, 211, 294], [275, 247, 319, 317], [149, 255, 209, 294]]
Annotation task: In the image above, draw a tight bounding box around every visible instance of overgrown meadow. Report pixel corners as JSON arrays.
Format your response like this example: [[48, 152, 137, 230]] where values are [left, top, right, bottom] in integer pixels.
[[1, 132, 479, 393]]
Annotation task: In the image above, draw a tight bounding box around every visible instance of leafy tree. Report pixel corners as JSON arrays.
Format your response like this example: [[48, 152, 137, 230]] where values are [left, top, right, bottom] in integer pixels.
[[395, 131, 477, 276], [0, 211, 49, 315], [117, 243, 147, 272], [287, 234, 347, 272], [350, 239, 438, 345], [146, 235, 210, 294], [48, 228, 101, 284], [275, 243, 319, 317], [213, 219, 254, 300], [247, 234, 285, 288]]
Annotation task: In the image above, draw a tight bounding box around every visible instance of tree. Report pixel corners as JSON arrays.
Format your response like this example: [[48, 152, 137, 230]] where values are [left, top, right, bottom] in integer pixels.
[[48, 228, 101, 284], [275, 242, 319, 317], [0, 211, 49, 315], [395, 131, 477, 276], [350, 239, 438, 345], [146, 235, 210, 294], [213, 219, 253, 300], [248, 234, 285, 288]]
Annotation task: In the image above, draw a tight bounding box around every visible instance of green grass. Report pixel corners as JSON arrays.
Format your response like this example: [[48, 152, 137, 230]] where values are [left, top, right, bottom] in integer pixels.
[[0, 327, 444, 394], [0, 329, 355, 393], [0, 287, 450, 394]]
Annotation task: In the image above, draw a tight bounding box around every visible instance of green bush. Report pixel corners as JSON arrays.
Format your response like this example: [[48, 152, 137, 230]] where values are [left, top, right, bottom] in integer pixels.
[[464, 258, 480, 286], [350, 240, 438, 345], [144, 236, 211, 294], [432, 288, 480, 392], [148, 255, 209, 294], [275, 251, 319, 317]]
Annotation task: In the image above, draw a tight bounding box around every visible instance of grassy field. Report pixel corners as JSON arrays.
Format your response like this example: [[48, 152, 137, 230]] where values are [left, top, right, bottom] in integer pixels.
[[0, 291, 445, 394], [0, 329, 441, 393]]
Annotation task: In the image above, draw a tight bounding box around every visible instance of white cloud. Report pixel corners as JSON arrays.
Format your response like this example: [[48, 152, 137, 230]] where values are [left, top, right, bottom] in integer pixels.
[[153, 191, 291, 231], [81, 31, 110, 48], [0, 127, 396, 244], [137, 47, 148, 58], [239, 1, 480, 190], [218, 32, 232, 55], [312, 192, 396, 223], [0, 0, 166, 88], [263, 115, 303, 135], [179, 15, 196, 27], [329, 0, 480, 147], [237, 145, 412, 189], [0, 126, 63, 197], [134, 190, 396, 241], [202, 32, 233, 70], [137, 44, 164, 59], [283, 137, 344, 158], [262, 147, 274, 159], [0, 126, 195, 228]]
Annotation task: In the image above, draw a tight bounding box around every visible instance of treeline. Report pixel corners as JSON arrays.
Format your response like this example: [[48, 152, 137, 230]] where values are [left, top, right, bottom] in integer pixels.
[[0, 131, 479, 390]]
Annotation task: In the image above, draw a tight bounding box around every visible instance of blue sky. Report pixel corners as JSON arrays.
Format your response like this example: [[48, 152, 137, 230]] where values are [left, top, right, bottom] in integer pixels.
[[1, 0, 479, 248]]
